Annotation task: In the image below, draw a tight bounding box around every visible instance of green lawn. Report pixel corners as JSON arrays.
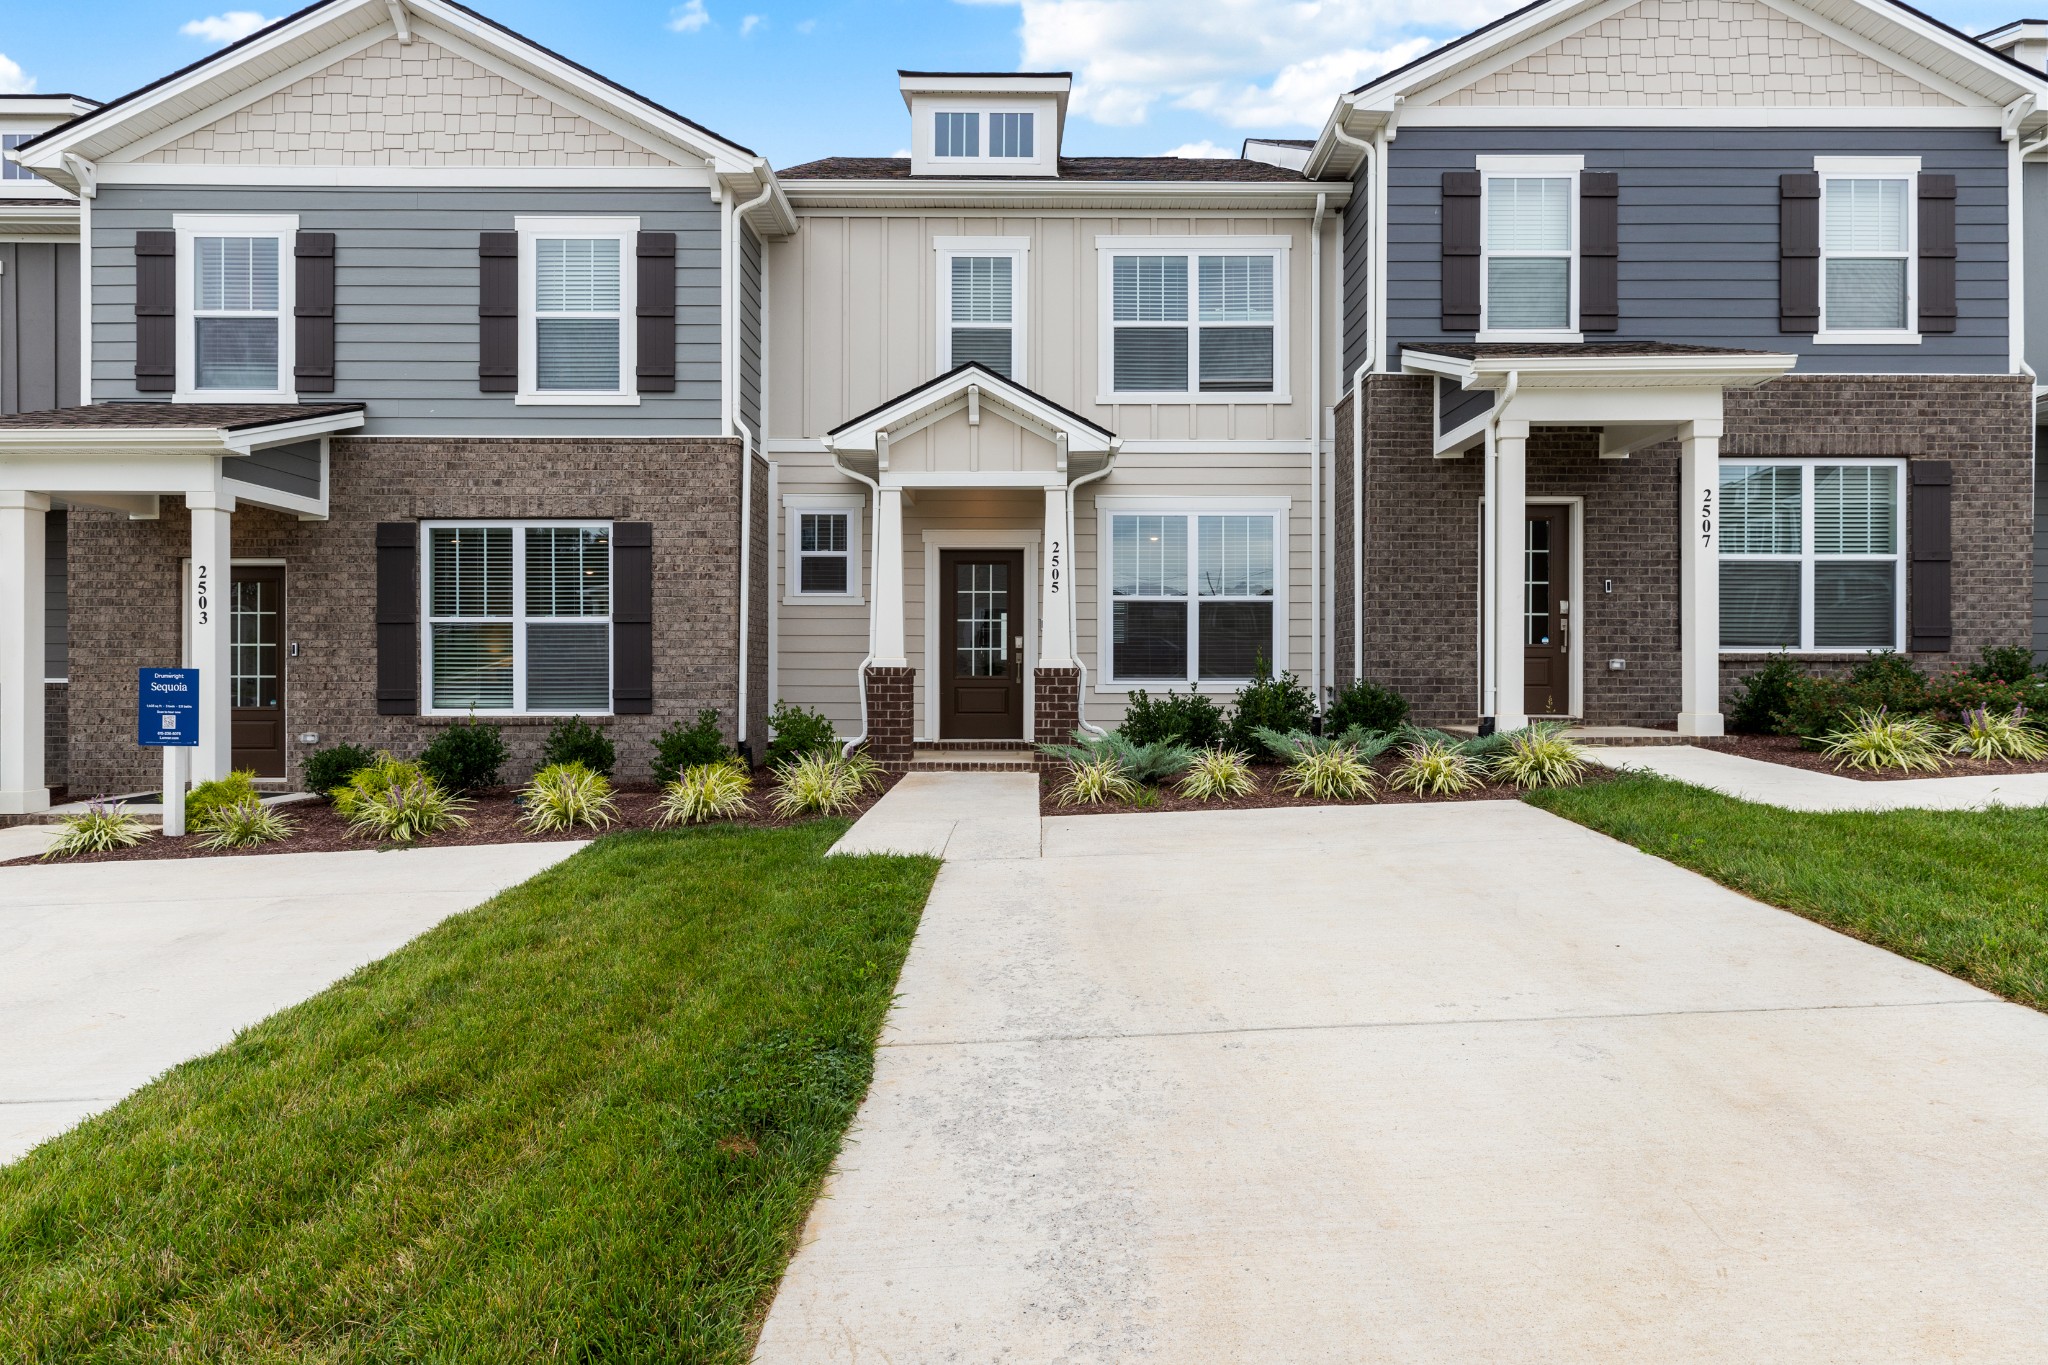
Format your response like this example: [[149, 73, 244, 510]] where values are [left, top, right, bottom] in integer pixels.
[[0, 823, 939, 1364], [1531, 773, 2048, 1008]]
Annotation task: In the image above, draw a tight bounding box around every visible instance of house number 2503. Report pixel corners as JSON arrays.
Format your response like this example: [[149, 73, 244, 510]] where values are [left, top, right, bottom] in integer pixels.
[[1699, 488, 1715, 548], [194, 563, 211, 626], [1048, 539, 1062, 595]]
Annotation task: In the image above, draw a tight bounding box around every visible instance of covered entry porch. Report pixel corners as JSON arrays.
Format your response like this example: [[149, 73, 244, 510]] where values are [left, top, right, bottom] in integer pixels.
[[820, 364, 1119, 766], [1400, 344, 1797, 735]]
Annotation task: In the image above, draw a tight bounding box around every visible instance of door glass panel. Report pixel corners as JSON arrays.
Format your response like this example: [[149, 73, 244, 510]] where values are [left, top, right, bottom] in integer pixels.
[[954, 562, 1010, 679], [1525, 516, 1552, 646], [230, 576, 280, 709]]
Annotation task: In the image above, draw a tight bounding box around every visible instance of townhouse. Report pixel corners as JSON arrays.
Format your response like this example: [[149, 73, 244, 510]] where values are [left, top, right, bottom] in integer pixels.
[[3, 0, 2047, 812]]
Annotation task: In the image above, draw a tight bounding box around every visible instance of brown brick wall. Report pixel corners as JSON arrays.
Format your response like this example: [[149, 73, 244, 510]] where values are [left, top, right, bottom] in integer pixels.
[[863, 665, 915, 771], [1032, 665, 1080, 755], [747, 452, 771, 764], [44, 682, 66, 793], [1332, 391, 1357, 691], [65, 436, 749, 796]]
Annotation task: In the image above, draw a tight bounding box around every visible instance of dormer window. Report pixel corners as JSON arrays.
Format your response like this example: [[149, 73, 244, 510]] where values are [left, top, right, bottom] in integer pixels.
[[989, 113, 1034, 158], [933, 111, 1036, 161], [935, 111, 979, 158], [902, 74, 1067, 178]]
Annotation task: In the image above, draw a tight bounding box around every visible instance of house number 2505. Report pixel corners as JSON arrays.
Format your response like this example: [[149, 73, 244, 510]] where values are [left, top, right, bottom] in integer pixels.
[[1048, 539, 1062, 594], [194, 563, 211, 626], [1699, 488, 1715, 548]]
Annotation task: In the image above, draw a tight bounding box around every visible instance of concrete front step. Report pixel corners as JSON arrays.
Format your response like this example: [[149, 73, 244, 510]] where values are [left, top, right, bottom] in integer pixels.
[[910, 742, 1040, 773]]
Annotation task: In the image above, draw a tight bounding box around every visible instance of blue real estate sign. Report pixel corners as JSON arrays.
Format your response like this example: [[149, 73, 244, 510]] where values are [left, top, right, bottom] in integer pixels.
[[138, 668, 200, 748]]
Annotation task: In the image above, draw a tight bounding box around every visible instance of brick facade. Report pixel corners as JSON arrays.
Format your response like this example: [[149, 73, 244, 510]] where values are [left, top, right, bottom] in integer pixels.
[[862, 666, 916, 771], [1032, 665, 1080, 767], [43, 682, 67, 794], [63, 435, 754, 796], [1341, 372, 2033, 728]]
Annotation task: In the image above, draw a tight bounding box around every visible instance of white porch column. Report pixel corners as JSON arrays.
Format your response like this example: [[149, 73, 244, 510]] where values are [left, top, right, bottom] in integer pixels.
[[0, 491, 51, 814], [871, 486, 907, 668], [1490, 420, 1529, 733], [1678, 420, 1725, 736], [188, 490, 235, 783], [1040, 486, 1073, 667]]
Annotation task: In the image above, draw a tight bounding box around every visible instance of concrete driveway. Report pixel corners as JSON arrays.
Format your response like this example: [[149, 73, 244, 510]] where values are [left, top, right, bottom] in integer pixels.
[[0, 842, 580, 1164], [755, 799, 2048, 1363]]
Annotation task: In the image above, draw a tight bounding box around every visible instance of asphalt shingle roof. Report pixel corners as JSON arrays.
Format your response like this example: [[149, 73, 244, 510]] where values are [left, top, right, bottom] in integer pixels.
[[779, 156, 1309, 183], [0, 402, 364, 430]]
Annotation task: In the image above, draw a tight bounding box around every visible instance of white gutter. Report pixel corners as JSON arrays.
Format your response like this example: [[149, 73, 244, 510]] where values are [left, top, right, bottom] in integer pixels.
[[834, 454, 883, 756], [1066, 452, 1119, 737], [2007, 96, 2037, 378], [729, 164, 776, 753], [1329, 102, 1377, 685], [1481, 370, 1519, 720], [1308, 190, 1326, 706]]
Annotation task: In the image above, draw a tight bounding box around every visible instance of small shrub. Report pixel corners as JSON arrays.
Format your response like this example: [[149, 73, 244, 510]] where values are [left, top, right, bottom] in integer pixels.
[[195, 797, 297, 849], [1055, 756, 1142, 807], [520, 761, 619, 833], [1039, 731, 1194, 784], [186, 770, 260, 831], [540, 716, 616, 777], [1492, 722, 1590, 790], [652, 709, 730, 786], [1948, 705, 2048, 763], [1389, 739, 1486, 795], [1227, 657, 1316, 756], [1325, 678, 1410, 736], [341, 765, 470, 844], [302, 743, 375, 798], [658, 760, 754, 826], [770, 752, 880, 817], [766, 700, 840, 768], [44, 801, 152, 859], [420, 716, 507, 792], [1176, 747, 1257, 802], [1119, 686, 1229, 750], [1727, 652, 1802, 734], [1970, 644, 2038, 686], [1278, 746, 1378, 801], [1818, 707, 1947, 773], [331, 754, 429, 821]]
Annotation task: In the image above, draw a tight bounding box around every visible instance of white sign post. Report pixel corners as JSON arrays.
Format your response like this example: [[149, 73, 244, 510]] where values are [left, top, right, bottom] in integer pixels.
[[139, 667, 201, 838]]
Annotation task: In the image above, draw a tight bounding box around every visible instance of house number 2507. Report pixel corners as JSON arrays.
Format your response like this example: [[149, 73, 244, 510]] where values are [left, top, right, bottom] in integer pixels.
[[1699, 488, 1715, 548], [194, 563, 211, 626], [1048, 539, 1062, 594]]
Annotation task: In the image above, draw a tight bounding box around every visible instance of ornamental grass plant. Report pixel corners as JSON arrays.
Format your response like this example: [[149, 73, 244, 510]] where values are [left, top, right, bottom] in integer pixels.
[[195, 797, 299, 849], [43, 801, 153, 859], [1175, 747, 1257, 802], [770, 751, 881, 818], [1389, 738, 1487, 795], [1947, 705, 2048, 763], [658, 760, 755, 826], [520, 762, 619, 834], [1818, 707, 1947, 773], [1054, 755, 1142, 807], [1492, 722, 1591, 790]]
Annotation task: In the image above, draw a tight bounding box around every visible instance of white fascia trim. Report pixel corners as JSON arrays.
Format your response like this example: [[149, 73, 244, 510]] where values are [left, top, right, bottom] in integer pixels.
[[173, 212, 300, 404], [219, 473, 326, 519], [1466, 353, 1799, 379], [515, 214, 639, 406], [785, 183, 1351, 210], [881, 470, 1065, 489], [766, 437, 829, 453], [1810, 330, 1923, 345], [1398, 106, 2011, 129], [784, 492, 865, 605], [1814, 155, 1924, 174], [220, 410, 365, 452], [1400, 350, 1478, 381], [1475, 154, 1585, 174], [96, 164, 717, 188]]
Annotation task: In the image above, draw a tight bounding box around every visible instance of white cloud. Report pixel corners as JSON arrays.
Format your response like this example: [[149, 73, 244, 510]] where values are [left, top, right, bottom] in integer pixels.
[[964, 0, 1510, 128], [667, 0, 711, 33], [740, 13, 763, 35], [180, 11, 276, 44], [796, 17, 817, 33], [0, 53, 35, 94], [892, 148, 912, 159], [1162, 139, 1233, 158]]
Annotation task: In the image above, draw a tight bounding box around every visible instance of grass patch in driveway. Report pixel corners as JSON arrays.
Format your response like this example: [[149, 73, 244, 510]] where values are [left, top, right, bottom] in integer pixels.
[[0, 822, 938, 1364], [1530, 772, 2048, 1008]]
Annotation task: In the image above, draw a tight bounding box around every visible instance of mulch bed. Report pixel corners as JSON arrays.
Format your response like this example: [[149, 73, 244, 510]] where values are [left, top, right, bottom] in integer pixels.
[[17, 775, 902, 865], [1695, 732, 2048, 782], [1037, 758, 1615, 817]]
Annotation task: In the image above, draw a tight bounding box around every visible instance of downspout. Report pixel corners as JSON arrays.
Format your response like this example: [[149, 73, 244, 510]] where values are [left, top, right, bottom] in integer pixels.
[[1329, 102, 1378, 685], [1308, 191, 1326, 707], [728, 164, 776, 757], [834, 455, 883, 756], [2005, 98, 2037, 380], [1066, 450, 1119, 736]]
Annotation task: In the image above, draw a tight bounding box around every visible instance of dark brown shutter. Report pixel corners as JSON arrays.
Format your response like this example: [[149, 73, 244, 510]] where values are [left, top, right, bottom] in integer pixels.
[[134, 230, 177, 392], [1918, 173, 1957, 335], [636, 232, 676, 394], [612, 521, 654, 714], [376, 522, 419, 715], [1579, 171, 1619, 332], [293, 231, 336, 393], [478, 231, 518, 393], [1441, 171, 1482, 333], [1908, 460, 1952, 653], [1779, 173, 1821, 334]]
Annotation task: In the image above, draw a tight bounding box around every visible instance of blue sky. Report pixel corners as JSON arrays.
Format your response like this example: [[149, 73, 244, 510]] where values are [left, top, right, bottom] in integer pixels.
[[0, 0, 2034, 167]]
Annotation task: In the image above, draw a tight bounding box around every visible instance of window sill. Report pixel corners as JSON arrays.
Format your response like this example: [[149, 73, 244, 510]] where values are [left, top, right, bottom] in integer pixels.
[[176, 390, 299, 404], [1097, 392, 1290, 406], [418, 712, 616, 725], [1719, 649, 1901, 658], [1810, 331, 1921, 346], [513, 392, 643, 406], [1094, 680, 1255, 695], [783, 593, 863, 607], [1475, 330, 1582, 344]]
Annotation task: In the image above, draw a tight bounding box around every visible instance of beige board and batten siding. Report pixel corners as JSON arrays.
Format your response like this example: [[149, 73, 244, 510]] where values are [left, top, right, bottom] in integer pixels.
[[766, 209, 1330, 735]]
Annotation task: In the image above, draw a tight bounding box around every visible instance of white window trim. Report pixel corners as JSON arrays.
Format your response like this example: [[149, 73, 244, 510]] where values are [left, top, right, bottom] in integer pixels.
[[1093, 236, 1291, 405], [420, 519, 615, 717], [173, 212, 298, 404], [936, 236, 1029, 383], [1093, 494, 1291, 693], [784, 494, 864, 606], [920, 102, 1053, 174], [1813, 155, 1921, 346], [514, 214, 640, 407], [1717, 458, 1908, 655], [1475, 156, 1583, 344]]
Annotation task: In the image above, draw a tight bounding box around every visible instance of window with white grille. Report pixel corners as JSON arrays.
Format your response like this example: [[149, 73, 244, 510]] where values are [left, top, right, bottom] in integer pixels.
[[424, 521, 613, 714], [174, 213, 297, 400], [517, 216, 638, 405], [938, 239, 1027, 380], [784, 497, 864, 604], [1101, 504, 1283, 685], [1099, 239, 1286, 400], [1719, 461, 1904, 652]]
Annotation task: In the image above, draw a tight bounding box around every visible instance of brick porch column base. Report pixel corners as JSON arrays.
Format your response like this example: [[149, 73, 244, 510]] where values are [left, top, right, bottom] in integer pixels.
[[862, 666, 916, 772], [1033, 666, 1082, 772]]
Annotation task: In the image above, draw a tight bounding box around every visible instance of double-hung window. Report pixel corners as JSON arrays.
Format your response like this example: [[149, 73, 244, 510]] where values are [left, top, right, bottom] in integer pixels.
[[784, 495, 863, 603], [938, 237, 1027, 379], [1102, 502, 1283, 685], [1479, 157, 1579, 338], [1818, 159, 1917, 341], [425, 521, 613, 714], [1719, 461, 1904, 652], [1101, 238, 1287, 400], [517, 216, 638, 404], [2, 133, 35, 181], [175, 213, 296, 400]]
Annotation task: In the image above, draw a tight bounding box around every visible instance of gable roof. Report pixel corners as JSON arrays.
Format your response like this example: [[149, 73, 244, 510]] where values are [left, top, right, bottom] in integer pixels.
[[824, 363, 1118, 455]]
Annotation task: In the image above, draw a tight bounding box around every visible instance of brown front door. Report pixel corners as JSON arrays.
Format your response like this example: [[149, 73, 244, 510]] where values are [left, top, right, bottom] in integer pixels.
[[1523, 506, 1571, 718], [230, 566, 287, 778], [939, 549, 1025, 740]]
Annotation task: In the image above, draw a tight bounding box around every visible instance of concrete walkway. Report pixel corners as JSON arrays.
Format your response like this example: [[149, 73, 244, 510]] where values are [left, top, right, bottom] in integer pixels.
[[827, 771, 1041, 860], [1588, 742, 2048, 811], [0, 841, 581, 1164], [756, 797, 2048, 1363]]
